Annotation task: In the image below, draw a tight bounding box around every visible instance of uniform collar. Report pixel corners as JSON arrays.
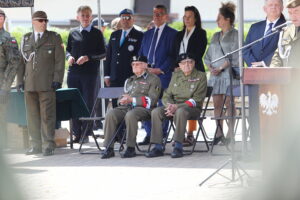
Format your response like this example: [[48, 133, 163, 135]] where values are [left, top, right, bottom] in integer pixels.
[[135, 71, 148, 79]]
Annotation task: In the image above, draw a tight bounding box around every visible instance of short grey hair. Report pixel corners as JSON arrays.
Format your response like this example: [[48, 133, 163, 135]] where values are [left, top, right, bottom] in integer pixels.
[[264, 0, 283, 5]]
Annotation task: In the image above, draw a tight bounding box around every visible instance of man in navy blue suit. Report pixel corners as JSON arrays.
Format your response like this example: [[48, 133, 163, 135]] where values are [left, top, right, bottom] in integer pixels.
[[139, 4, 177, 145], [243, 0, 285, 158], [105, 9, 143, 108]]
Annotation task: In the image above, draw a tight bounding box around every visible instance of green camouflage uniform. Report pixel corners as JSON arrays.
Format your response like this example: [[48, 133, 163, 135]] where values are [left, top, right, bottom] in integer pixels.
[[270, 24, 300, 68], [150, 68, 207, 145], [0, 28, 22, 147], [104, 71, 161, 148]]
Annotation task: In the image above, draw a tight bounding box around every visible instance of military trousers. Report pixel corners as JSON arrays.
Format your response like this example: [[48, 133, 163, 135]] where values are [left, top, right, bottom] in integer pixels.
[[0, 102, 7, 149], [25, 91, 56, 150], [103, 106, 151, 148], [150, 106, 201, 145]]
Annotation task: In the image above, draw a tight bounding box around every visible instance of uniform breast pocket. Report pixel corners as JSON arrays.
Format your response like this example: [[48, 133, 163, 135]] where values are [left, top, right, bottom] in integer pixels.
[[139, 83, 150, 95], [41, 45, 55, 58]]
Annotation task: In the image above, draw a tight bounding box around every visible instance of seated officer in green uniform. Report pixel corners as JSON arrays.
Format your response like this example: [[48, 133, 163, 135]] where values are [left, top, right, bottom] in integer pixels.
[[146, 53, 207, 158], [101, 56, 161, 159], [270, 0, 300, 68]]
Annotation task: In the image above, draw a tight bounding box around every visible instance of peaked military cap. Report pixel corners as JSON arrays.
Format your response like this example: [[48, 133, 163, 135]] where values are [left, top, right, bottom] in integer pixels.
[[32, 11, 48, 20], [0, 9, 5, 17], [287, 0, 300, 8], [119, 8, 133, 16], [131, 56, 148, 63], [177, 53, 196, 64]]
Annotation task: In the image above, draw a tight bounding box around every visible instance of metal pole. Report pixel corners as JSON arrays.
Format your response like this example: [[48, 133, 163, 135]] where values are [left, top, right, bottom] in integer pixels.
[[237, 0, 247, 155], [97, 0, 106, 118]]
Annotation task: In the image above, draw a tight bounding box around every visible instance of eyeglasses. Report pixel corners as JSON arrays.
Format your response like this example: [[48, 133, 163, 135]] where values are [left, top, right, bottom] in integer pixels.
[[121, 16, 132, 20], [35, 19, 49, 23], [153, 12, 165, 17]]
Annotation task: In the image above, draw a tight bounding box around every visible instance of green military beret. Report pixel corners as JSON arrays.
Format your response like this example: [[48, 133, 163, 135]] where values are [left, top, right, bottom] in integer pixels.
[[287, 0, 300, 8], [0, 9, 5, 17], [32, 10, 48, 20]]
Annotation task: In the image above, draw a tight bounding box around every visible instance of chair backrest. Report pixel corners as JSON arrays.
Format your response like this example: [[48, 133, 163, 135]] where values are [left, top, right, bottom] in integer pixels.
[[201, 86, 213, 118], [97, 87, 124, 99]]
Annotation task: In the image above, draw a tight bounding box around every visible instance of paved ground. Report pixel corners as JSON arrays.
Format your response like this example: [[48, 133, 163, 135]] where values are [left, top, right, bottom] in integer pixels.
[[4, 122, 261, 200]]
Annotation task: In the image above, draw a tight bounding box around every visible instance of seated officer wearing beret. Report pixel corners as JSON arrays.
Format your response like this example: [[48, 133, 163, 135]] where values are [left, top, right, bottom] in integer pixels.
[[270, 0, 300, 68], [101, 56, 161, 159], [146, 53, 207, 158]]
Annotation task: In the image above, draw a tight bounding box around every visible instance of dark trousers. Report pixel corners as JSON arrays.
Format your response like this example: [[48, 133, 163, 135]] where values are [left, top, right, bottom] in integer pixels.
[[67, 72, 97, 138], [249, 85, 260, 155]]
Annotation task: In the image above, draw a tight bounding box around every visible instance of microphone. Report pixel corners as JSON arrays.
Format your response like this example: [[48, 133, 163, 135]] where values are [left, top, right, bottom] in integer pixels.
[[272, 21, 292, 32]]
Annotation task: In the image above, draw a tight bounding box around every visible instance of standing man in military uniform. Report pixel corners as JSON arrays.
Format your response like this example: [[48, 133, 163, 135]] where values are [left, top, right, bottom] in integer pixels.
[[270, 0, 300, 68], [101, 56, 161, 159], [146, 53, 207, 158], [104, 8, 143, 108], [17, 11, 65, 156], [0, 9, 22, 148]]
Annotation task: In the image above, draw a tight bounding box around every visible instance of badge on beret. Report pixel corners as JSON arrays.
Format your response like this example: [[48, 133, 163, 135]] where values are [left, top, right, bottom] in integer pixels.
[[128, 45, 134, 52]]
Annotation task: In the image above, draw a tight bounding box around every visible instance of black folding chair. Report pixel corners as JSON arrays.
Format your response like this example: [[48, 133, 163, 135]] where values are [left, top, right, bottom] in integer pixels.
[[78, 87, 124, 154], [210, 85, 249, 153], [148, 86, 213, 155]]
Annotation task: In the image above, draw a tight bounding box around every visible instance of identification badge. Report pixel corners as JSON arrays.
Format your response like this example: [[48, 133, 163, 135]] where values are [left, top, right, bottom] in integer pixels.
[[128, 45, 134, 52]]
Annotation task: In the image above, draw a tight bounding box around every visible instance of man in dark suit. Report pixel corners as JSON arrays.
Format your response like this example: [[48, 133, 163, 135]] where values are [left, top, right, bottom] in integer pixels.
[[104, 9, 143, 108], [243, 0, 285, 158], [66, 6, 106, 143], [139, 4, 177, 145]]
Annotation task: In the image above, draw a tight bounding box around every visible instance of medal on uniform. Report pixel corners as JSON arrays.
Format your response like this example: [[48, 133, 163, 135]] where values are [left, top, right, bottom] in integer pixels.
[[128, 45, 134, 52], [48, 50, 52, 54], [174, 83, 177, 87], [191, 84, 195, 89]]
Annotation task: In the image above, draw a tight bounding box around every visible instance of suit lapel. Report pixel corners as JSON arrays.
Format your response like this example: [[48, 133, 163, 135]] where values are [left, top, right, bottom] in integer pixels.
[[259, 21, 267, 49], [36, 31, 49, 48]]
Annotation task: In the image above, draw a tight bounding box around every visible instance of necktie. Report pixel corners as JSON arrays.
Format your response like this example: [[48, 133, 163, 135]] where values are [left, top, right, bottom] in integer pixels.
[[36, 33, 41, 44], [262, 22, 273, 46], [120, 31, 127, 46], [148, 28, 159, 65]]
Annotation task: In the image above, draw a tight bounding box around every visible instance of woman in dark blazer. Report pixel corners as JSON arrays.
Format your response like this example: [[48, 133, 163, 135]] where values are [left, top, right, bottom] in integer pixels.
[[174, 6, 207, 72], [173, 6, 208, 146]]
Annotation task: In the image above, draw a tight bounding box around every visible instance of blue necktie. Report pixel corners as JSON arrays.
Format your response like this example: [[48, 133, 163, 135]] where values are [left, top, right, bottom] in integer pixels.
[[262, 22, 273, 47], [120, 31, 127, 46], [148, 28, 159, 65]]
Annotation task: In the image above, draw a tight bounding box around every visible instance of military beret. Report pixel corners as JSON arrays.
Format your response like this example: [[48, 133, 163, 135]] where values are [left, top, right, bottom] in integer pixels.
[[131, 56, 148, 63], [287, 0, 300, 8], [0, 9, 5, 17], [177, 53, 196, 63], [92, 18, 109, 27], [119, 8, 133, 16], [32, 11, 48, 20]]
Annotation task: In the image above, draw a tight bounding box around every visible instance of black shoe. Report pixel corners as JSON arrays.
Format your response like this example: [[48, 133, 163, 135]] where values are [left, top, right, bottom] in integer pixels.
[[73, 136, 89, 144], [171, 148, 183, 158], [213, 136, 225, 145], [145, 147, 164, 158], [138, 136, 150, 145], [121, 147, 136, 158], [43, 148, 54, 156], [101, 148, 115, 159], [26, 147, 42, 155]]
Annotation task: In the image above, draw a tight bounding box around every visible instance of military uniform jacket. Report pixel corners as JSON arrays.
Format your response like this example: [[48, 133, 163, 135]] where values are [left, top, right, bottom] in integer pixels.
[[270, 24, 300, 68], [18, 30, 65, 91], [162, 68, 207, 109], [119, 71, 161, 109], [105, 27, 143, 84], [0, 29, 22, 91]]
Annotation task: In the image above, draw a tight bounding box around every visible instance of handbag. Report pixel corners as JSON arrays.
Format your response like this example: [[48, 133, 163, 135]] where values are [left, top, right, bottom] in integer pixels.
[[218, 35, 240, 80]]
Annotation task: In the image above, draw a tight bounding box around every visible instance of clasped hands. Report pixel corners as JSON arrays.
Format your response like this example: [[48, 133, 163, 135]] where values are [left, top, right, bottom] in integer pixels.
[[165, 103, 178, 117], [68, 55, 89, 66], [119, 94, 133, 105]]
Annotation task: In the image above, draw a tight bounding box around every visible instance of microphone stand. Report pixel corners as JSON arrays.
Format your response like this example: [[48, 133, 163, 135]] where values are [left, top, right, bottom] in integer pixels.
[[199, 28, 283, 186]]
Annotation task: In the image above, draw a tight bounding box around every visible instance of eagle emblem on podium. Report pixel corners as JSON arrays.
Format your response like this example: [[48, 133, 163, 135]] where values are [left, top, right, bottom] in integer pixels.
[[259, 92, 279, 116]]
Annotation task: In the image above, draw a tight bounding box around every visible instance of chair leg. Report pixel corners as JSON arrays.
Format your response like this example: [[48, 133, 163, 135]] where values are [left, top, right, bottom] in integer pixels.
[[79, 121, 101, 154], [211, 119, 225, 153]]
